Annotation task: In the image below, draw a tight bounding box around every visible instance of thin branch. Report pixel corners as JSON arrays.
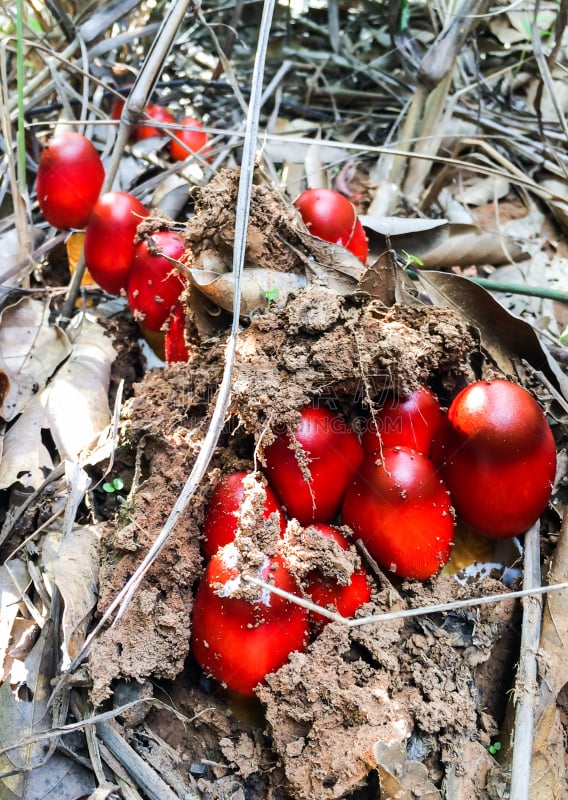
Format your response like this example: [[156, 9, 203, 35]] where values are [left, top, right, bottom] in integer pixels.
[[509, 524, 543, 799], [243, 574, 568, 628], [62, 0, 278, 676]]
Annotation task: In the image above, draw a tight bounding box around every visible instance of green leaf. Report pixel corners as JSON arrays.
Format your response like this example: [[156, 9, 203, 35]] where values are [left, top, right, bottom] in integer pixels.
[[102, 482, 115, 493], [402, 250, 424, 267], [263, 287, 280, 303]]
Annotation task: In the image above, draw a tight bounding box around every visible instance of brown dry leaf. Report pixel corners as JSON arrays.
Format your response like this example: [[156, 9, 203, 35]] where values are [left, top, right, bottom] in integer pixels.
[[539, 177, 568, 232], [530, 515, 568, 800], [489, 8, 555, 47], [42, 524, 101, 671], [357, 249, 398, 306], [265, 121, 350, 165], [188, 267, 308, 316], [0, 314, 116, 490], [65, 232, 98, 289], [454, 175, 511, 207], [0, 371, 10, 415], [360, 215, 449, 260], [43, 314, 116, 462], [0, 396, 56, 489], [290, 230, 367, 292], [0, 561, 30, 682], [0, 298, 72, 422], [0, 622, 95, 799], [418, 223, 528, 268], [483, 253, 567, 335], [415, 270, 568, 398]]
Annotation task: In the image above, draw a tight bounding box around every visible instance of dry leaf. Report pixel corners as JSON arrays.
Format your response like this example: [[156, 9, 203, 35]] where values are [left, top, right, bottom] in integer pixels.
[[415, 270, 568, 399], [0, 561, 30, 681], [265, 121, 349, 165], [42, 525, 101, 670], [66, 232, 98, 290], [0, 623, 96, 799], [357, 249, 398, 305], [0, 228, 44, 301], [484, 253, 568, 335], [0, 396, 56, 489], [539, 177, 568, 232], [418, 223, 528, 268], [44, 315, 116, 462], [0, 298, 72, 422], [529, 514, 568, 800], [0, 315, 116, 490], [360, 215, 449, 259], [454, 175, 510, 207], [189, 268, 308, 315]]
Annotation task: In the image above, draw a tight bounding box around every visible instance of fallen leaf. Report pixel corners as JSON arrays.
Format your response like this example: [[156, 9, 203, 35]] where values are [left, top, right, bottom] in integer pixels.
[[360, 215, 449, 260], [0, 314, 116, 490], [484, 252, 568, 334], [0, 229, 45, 303], [189, 268, 308, 316], [42, 525, 101, 670], [44, 314, 116, 462], [265, 122, 350, 165], [357, 249, 398, 306], [66, 232, 98, 290], [417, 223, 528, 268], [454, 175, 510, 206], [0, 395, 55, 489], [0, 298, 72, 422], [415, 270, 568, 398], [0, 622, 95, 799], [0, 561, 30, 681], [539, 177, 568, 232]]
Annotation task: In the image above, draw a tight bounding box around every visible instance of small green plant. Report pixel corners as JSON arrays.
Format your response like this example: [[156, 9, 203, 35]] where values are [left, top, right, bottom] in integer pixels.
[[401, 249, 424, 268], [102, 477, 125, 494], [488, 741, 502, 756], [263, 287, 280, 303]]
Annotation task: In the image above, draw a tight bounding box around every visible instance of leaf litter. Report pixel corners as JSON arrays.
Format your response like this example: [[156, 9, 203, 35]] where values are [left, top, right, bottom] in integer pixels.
[[0, 2, 567, 800]]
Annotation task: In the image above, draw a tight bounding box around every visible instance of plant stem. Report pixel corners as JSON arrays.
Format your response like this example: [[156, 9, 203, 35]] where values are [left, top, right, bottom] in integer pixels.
[[467, 276, 568, 303], [406, 268, 568, 302], [15, 0, 26, 194]]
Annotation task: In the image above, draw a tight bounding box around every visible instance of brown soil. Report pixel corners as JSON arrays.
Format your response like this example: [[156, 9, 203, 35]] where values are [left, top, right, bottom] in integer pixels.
[[88, 169, 520, 799]]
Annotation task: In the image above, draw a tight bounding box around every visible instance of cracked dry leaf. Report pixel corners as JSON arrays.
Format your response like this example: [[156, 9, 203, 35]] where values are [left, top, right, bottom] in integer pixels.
[[0, 298, 72, 422], [0, 315, 116, 490], [42, 525, 101, 671], [0, 622, 95, 800]]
